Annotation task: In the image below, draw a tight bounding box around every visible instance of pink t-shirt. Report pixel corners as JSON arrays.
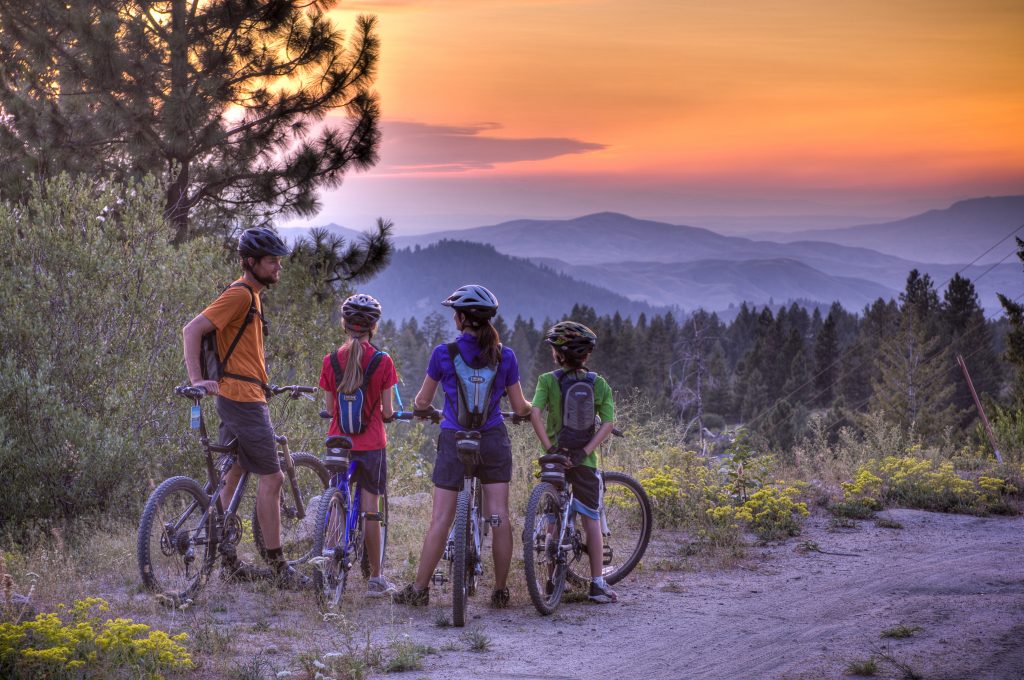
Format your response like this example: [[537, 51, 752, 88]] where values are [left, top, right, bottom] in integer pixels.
[[318, 341, 398, 451]]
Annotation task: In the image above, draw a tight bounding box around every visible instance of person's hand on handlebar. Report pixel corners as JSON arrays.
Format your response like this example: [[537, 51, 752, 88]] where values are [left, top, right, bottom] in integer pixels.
[[191, 380, 219, 396]]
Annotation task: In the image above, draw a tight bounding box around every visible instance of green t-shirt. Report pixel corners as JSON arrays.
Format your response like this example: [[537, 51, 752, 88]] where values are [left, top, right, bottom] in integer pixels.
[[531, 370, 615, 468]]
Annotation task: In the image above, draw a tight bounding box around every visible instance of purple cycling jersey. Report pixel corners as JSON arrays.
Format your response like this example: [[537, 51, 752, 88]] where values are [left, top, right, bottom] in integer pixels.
[[426, 332, 521, 431]]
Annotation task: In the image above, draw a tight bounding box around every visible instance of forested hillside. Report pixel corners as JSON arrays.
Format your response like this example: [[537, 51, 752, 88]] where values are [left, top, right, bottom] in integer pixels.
[[363, 239, 664, 321], [376, 268, 1010, 453]]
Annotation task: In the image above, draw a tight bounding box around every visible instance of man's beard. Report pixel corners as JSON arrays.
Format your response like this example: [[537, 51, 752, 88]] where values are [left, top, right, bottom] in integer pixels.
[[253, 270, 277, 287]]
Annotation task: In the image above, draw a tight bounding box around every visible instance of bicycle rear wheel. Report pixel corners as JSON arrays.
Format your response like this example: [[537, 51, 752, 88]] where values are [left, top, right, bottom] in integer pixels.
[[137, 476, 214, 605], [522, 483, 567, 615], [451, 488, 472, 627], [568, 471, 653, 586], [253, 452, 330, 564], [311, 488, 348, 608]]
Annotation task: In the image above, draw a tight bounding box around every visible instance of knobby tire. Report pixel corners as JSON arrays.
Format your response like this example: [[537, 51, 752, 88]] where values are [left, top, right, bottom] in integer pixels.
[[452, 489, 472, 627], [137, 476, 213, 605], [253, 452, 330, 564], [522, 482, 568, 615]]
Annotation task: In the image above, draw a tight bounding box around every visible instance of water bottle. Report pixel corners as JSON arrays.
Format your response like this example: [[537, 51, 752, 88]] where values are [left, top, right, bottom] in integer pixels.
[[190, 404, 201, 429]]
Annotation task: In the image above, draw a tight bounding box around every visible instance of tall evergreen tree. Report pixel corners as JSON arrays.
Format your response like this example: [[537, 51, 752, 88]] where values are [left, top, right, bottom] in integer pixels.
[[870, 310, 956, 443], [998, 237, 1024, 400], [0, 0, 381, 240], [813, 312, 839, 407], [943, 273, 1001, 427]]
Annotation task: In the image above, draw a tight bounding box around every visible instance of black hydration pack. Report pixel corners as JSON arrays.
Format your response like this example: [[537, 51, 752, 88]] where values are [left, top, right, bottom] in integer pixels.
[[199, 282, 269, 394], [555, 369, 597, 449]]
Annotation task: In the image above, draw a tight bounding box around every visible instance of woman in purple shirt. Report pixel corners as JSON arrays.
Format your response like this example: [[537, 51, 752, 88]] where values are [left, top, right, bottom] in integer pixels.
[[392, 284, 531, 609]]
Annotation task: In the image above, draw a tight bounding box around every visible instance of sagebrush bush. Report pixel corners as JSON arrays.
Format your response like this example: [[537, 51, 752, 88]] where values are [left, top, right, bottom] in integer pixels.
[[0, 175, 234, 542], [0, 175, 365, 543]]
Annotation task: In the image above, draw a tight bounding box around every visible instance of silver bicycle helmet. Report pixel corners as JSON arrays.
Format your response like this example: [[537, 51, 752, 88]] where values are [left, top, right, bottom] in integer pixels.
[[441, 284, 499, 319], [341, 293, 382, 332]]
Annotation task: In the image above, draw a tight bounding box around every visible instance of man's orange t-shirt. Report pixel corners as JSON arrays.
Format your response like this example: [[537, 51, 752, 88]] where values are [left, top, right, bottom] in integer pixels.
[[201, 279, 268, 403]]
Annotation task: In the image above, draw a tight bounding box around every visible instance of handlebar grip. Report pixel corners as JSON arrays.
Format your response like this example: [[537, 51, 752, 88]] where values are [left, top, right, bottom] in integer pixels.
[[175, 385, 207, 399], [319, 410, 331, 419], [412, 408, 442, 423]]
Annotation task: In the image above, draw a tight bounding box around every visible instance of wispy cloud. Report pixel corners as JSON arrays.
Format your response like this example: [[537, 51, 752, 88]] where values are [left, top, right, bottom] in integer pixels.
[[373, 120, 605, 174]]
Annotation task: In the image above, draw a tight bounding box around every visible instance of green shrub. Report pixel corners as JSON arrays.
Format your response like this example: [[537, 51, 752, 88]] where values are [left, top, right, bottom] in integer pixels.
[[0, 175, 234, 541]]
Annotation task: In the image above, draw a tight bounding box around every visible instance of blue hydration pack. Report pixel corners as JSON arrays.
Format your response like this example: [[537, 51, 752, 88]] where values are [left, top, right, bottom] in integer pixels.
[[447, 342, 501, 430], [555, 369, 597, 449], [330, 349, 385, 435]]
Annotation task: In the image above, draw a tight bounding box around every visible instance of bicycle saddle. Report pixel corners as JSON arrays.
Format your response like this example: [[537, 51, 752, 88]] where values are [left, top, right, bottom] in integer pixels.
[[325, 435, 353, 450]]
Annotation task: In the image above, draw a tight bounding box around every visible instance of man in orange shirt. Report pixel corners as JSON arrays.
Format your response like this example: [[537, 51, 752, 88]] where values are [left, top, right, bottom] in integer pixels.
[[181, 228, 307, 588]]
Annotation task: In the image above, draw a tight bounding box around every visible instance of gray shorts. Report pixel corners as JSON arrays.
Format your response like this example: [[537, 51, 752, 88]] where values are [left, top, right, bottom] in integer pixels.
[[216, 396, 279, 475]]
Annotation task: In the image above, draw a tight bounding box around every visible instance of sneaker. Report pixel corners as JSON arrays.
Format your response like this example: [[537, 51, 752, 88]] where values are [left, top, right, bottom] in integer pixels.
[[491, 588, 510, 608], [391, 583, 429, 606], [366, 576, 398, 597], [588, 577, 617, 604], [272, 563, 311, 591]]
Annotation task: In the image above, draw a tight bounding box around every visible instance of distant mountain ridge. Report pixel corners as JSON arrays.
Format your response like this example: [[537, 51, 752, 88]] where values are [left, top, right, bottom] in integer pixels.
[[766, 196, 1024, 264], [287, 195, 1024, 319], [362, 240, 665, 323]]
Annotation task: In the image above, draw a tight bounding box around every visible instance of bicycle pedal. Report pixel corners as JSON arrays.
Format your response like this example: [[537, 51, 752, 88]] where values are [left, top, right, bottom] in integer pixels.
[[603, 543, 614, 566], [430, 570, 448, 586]]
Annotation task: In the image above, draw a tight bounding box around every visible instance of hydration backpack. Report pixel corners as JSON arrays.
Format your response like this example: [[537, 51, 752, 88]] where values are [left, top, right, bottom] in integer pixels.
[[200, 283, 268, 394], [330, 348, 385, 434], [555, 369, 597, 449], [447, 342, 502, 430]]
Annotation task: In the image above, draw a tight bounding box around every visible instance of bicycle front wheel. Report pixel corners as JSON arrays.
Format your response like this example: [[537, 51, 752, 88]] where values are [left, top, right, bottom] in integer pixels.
[[451, 488, 472, 627], [137, 476, 214, 605], [253, 452, 330, 565], [522, 483, 567, 615], [568, 471, 653, 586], [311, 488, 348, 609]]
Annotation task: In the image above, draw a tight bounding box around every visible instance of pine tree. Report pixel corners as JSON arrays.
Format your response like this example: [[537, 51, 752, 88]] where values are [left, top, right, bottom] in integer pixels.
[[813, 312, 839, 407], [0, 0, 381, 241], [998, 237, 1024, 400], [943, 273, 1001, 427], [870, 310, 956, 443]]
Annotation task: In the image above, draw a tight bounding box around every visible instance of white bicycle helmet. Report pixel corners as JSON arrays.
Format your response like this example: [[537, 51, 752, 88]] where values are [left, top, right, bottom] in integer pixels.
[[441, 284, 499, 320]]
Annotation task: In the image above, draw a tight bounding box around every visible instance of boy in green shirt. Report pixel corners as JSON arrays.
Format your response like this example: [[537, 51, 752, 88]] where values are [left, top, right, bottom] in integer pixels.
[[530, 321, 618, 603]]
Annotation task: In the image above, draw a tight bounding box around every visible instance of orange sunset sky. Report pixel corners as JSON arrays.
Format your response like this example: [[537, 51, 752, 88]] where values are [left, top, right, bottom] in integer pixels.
[[309, 0, 1024, 234]]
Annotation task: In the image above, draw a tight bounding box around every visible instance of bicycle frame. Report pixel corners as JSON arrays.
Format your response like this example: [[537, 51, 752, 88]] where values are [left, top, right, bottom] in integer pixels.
[[324, 460, 363, 566]]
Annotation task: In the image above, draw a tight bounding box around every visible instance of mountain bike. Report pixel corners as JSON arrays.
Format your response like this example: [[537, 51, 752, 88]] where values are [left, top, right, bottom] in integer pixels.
[[309, 414, 397, 609], [522, 430, 653, 615], [412, 409, 528, 627], [137, 384, 330, 606]]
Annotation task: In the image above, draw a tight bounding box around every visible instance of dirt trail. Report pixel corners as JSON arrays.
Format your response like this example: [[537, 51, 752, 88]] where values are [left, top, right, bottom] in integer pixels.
[[392, 509, 1024, 679]]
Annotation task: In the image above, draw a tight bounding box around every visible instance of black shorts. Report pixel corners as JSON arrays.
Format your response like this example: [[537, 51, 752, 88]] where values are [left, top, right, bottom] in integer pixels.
[[349, 449, 387, 496], [567, 465, 600, 519], [432, 424, 513, 492], [216, 396, 279, 476]]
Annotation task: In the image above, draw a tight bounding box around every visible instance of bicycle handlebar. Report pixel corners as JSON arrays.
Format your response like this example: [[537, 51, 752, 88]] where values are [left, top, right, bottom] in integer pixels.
[[270, 384, 317, 399], [176, 384, 317, 401]]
